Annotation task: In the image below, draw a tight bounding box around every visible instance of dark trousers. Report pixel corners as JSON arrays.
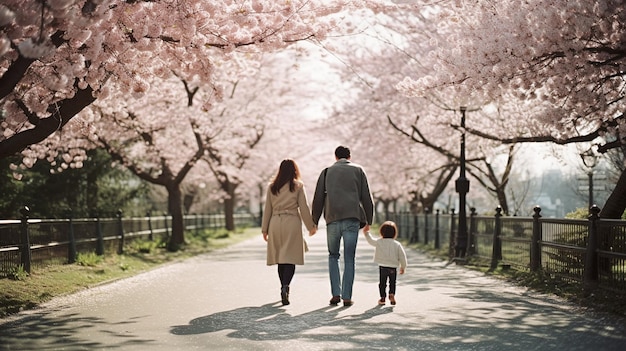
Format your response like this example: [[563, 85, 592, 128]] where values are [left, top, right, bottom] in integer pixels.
[[278, 264, 295, 289], [379, 266, 397, 298]]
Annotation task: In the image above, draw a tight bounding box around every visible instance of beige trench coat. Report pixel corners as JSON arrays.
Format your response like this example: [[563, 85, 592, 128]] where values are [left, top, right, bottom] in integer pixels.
[[261, 181, 315, 265]]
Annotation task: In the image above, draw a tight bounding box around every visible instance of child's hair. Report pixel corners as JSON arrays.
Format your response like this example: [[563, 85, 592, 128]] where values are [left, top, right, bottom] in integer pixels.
[[380, 221, 398, 239]]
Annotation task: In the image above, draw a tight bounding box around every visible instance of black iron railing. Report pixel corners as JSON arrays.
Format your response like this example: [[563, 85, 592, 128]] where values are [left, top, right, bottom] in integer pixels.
[[0, 208, 256, 276], [390, 205, 626, 293]]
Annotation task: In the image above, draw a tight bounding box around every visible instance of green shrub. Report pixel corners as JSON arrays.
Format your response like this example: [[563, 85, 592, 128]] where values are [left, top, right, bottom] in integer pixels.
[[129, 239, 158, 253], [8, 265, 28, 281], [119, 258, 130, 271], [76, 252, 103, 267]]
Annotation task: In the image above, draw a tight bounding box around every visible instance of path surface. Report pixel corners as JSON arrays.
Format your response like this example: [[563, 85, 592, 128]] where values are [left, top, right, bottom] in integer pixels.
[[1, 227, 625, 350]]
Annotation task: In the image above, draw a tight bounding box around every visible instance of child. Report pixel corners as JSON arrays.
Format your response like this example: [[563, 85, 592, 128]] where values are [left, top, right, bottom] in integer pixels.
[[364, 221, 407, 305]]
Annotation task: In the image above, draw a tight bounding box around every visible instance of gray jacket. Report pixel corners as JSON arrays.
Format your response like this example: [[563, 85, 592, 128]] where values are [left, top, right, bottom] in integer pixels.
[[311, 159, 374, 226]]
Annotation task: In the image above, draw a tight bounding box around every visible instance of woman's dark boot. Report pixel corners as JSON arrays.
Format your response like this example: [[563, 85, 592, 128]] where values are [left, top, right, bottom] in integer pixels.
[[281, 286, 290, 305]]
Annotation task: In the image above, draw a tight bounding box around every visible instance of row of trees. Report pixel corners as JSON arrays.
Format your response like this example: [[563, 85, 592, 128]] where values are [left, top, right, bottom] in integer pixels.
[[325, 1, 626, 219], [2, 1, 626, 251], [0, 0, 363, 250]]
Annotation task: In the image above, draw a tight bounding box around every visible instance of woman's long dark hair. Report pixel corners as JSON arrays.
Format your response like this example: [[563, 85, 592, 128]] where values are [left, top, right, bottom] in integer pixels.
[[270, 159, 301, 195]]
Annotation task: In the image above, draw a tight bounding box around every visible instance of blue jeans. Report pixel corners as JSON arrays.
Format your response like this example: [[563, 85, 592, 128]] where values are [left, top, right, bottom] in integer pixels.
[[326, 218, 360, 300]]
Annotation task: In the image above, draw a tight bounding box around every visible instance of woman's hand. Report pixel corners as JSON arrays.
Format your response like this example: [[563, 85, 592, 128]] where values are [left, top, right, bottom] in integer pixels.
[[262, 232, 268, 242], [309, 226, 317, 236]]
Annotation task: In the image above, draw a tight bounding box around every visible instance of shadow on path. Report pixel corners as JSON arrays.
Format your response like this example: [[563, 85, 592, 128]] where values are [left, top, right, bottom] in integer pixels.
[[0, 310, 156, 350], [171, 302, 392, 339]]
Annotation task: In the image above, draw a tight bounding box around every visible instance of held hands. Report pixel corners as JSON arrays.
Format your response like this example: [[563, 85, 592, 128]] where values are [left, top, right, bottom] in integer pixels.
[[309, 226, 317, 236], [362, 224, 370, 233]]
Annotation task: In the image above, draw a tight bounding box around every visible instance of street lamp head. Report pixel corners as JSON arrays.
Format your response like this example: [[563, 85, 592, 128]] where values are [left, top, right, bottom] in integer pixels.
[[580, 147, 598, 169], [460, 106, 467, 112]]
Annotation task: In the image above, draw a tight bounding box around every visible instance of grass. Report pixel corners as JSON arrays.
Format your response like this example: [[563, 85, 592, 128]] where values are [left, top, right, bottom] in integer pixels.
[[0, 227, 259, 318]]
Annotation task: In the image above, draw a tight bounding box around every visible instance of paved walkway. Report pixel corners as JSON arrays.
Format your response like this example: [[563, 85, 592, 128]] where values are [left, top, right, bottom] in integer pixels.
[[1, 227, 625, 350]]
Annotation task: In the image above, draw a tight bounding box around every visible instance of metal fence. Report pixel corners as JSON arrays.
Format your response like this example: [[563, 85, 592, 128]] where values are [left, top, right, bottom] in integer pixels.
[[0, 208, 257, 277], [390, 205, 626, 293]]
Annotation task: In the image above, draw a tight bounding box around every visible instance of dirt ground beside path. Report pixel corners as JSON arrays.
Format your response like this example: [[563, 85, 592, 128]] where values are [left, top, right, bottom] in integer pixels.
[[1, 227, 625, 351]]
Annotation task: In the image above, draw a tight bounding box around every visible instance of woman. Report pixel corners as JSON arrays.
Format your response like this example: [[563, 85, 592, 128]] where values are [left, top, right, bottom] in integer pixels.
[[262, 159, 317, 305]]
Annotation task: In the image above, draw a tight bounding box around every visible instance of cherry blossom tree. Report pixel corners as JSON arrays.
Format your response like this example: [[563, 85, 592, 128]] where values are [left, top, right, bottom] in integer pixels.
[[85, 75, 213, 250], [323, 2, 522, 215], [83, 48, 314, 247], [89, 43, 341, 247], [200, 77, 266, 231], [1, 0, 392, 247], [397, 0, 626, 218], [0, 0, 375, 161]]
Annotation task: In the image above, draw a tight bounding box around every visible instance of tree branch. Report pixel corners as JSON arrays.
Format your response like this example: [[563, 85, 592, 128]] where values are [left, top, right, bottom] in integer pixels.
[[0, 83, 96, 158]]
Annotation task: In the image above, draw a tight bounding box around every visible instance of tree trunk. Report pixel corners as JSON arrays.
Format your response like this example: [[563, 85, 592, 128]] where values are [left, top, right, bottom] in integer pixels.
[[378, 200, 391, 220], [222, 181, 238, 231], [419, 196, 437, 214], [599, 168, 626, 219], [224, 196, 235, 231], [183, 192, 195, 214], [166, 182, 185, 251], [496, 187, 510, 216]]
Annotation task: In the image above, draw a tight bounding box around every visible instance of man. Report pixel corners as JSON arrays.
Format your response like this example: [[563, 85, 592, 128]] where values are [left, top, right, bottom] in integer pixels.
[[311, 145, 374, 306]]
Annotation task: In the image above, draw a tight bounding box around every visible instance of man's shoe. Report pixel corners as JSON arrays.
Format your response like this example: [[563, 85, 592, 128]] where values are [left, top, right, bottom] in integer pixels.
[[378, 298, 385, 305], [329, 296, 341, 305], [343, 299, 354, 307], [389, 294, 396, 305]]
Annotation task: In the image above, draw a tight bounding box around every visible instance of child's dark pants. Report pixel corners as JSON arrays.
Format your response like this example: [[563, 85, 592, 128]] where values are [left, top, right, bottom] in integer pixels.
[[379, 266, 397, 297]]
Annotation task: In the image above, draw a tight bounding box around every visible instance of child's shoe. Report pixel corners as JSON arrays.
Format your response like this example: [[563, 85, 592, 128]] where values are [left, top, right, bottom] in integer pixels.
[[389, 294, 396, 305], [378, 298, 385, 305]]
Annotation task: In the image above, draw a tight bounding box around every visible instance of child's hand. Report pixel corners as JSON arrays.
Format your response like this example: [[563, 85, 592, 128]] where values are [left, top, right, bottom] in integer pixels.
[[399, 268, 405, 274]]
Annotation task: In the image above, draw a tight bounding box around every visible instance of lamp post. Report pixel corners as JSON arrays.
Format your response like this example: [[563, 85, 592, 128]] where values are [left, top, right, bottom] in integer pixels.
[[580, 147, 598, 210], [455, 106, 470, 259]]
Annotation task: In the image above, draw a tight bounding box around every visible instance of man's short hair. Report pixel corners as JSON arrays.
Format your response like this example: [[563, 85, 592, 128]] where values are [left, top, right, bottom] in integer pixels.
[[335, 146, 351, 159]]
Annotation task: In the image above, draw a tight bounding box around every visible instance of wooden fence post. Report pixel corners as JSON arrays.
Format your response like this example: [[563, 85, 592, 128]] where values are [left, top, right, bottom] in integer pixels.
[[424, 208, 430, 246], [434, 209, 440, 250], [164, 212, 170, 240], [117, 210, 124, 254], [449, 209, 456, 259], [19, 206, 31, 274], [584, 205, 601, 286], [468, 207, 477, 256], [195, 213, 200, 236], [67, 209, 76, 264], [147, 211, 154, 241], [411, 212, 419, 244], [95, 213, 104, 256], [404, 211, 410, 240], [490, 206, 503, 271], [530, 206, 542, 271]]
